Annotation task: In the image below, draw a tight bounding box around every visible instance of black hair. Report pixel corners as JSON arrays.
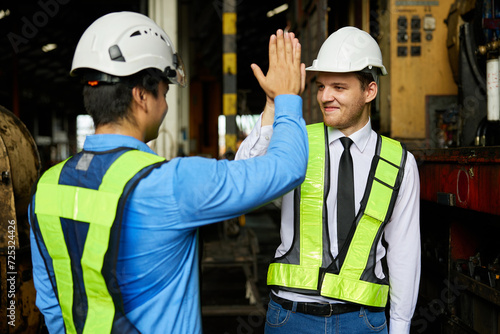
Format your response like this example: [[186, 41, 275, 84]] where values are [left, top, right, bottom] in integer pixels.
[[82, 69, 167, 127]]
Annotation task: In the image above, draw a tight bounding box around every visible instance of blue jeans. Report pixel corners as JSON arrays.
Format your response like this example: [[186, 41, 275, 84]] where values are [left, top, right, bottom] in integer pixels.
[[265, 298, 388, 334]]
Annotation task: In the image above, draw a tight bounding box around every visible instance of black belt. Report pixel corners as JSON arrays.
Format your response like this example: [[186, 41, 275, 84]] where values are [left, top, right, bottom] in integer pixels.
[[270, 293, 384, 317]]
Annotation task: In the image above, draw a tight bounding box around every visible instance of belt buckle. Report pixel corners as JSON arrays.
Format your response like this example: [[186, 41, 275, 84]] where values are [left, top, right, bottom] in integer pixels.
[[327, 303, 333, 317]]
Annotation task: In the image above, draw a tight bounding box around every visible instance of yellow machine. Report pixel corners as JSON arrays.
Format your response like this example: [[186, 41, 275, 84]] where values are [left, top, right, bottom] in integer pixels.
[[379, 0, 458, 145]]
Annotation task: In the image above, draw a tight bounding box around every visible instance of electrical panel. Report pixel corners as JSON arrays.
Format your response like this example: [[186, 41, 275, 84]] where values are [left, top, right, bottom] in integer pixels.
[[379, 0, 458, 143]]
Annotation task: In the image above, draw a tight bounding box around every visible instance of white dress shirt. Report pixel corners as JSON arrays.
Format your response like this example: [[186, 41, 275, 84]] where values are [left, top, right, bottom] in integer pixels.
[[236, 115, 421, 333]]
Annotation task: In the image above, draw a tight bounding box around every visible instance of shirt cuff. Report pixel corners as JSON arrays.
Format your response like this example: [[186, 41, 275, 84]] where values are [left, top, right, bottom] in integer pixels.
[[235, 114, 274, 159], [274, 94, 302, 119], [260, 125, 273, 139], [389, 318, 411, 334]]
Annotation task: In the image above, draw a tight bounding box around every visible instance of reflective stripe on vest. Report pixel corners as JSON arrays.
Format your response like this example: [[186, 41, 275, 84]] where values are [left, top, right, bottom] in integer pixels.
[[267, 122, 325, 290], [35, 150, 165, 334], [267, 123, 405, 307]]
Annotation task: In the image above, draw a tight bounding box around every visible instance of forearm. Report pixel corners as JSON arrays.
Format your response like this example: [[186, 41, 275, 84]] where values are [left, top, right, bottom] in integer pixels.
[[267, 94, 307, 178], [178, 94, 307, 225], [261, 98, 275, 126], [235, 94, 307, 195]]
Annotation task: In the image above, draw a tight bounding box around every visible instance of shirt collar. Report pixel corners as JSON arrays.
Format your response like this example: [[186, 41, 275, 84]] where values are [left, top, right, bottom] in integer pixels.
[[327, 118, 372, 153], [83, 134, 157, 155]]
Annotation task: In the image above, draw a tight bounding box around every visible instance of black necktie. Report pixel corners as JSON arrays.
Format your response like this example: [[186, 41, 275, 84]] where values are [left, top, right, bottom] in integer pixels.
[[337, 137, 355, 252]]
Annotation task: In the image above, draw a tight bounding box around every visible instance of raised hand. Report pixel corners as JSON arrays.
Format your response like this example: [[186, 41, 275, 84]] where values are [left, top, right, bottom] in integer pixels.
[[251, 29, 305, 99]]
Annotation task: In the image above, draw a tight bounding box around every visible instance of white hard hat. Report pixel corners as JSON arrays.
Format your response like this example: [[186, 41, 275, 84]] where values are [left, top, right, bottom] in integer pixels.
[[306, 26, 387, 76], [71, 11, 186, 87]]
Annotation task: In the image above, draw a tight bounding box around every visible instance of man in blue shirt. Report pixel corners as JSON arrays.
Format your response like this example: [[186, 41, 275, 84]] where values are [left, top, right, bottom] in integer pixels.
[[29, 12, 307, 333]]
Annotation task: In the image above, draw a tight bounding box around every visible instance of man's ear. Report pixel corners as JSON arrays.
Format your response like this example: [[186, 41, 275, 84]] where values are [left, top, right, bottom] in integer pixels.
[[131, 86, 147, 108], [365, 81, 378, 103]]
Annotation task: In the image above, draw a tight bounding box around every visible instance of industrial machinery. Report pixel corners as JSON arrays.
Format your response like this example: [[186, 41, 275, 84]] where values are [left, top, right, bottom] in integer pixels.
[[287, 0, 499, 332], [200, 214, 265, 316], [412, 0, 500, 333], [0, 105, 42, 333]]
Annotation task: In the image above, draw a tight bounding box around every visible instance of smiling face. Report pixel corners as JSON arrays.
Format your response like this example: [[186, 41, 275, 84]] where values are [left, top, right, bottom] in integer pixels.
[[316, 72, 376, 136]]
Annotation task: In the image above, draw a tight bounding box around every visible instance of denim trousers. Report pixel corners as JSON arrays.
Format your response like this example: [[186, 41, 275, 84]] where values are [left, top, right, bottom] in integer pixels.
[[264, 298, 388, 334]]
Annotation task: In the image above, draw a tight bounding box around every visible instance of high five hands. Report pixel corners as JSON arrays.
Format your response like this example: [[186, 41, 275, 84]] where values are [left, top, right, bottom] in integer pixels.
[[251, 30, 306, 98]]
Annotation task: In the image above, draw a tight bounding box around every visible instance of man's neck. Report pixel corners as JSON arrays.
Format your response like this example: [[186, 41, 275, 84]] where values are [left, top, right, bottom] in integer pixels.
[[95, 122, 145, 142]]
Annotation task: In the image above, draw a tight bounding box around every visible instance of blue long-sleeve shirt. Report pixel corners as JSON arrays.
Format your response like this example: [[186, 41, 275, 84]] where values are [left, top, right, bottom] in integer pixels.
[[29, 94, 307, 334]]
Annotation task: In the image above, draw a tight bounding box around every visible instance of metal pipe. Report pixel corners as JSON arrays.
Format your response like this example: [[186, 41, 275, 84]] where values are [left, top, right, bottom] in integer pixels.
[[487, 56, 500, 121]]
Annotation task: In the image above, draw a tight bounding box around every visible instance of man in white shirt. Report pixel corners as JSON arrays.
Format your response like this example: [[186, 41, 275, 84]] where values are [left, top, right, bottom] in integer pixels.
[[236, 26, 421, 334]]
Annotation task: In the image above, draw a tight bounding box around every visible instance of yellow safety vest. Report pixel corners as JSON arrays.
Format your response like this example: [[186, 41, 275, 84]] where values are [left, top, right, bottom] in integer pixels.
[[267, 123, 406, 307], [34, 149, 165, 334]]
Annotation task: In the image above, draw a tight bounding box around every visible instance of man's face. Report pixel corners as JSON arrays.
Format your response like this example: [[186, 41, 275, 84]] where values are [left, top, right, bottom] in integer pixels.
[[316, 72, 372, 136], [145, 81, 169, 142]]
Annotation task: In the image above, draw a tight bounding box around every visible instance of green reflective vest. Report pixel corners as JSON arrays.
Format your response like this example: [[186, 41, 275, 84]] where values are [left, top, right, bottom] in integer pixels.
[[34, 149, 165, 334], [267, 123, 407, 307]]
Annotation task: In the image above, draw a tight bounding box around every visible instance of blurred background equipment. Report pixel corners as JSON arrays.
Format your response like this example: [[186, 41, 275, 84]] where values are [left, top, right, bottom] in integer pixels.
[[200, 214, 265, 316], [0, 105, 41, 333], [412, 0, 500, 333]]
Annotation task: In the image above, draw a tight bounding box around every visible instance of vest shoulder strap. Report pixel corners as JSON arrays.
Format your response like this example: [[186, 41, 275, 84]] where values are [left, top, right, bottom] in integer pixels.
[[364, 135, 407, 222], [300, 123, 326, 267], [321, 134, 407, 307], [267, 123, 327, 291]]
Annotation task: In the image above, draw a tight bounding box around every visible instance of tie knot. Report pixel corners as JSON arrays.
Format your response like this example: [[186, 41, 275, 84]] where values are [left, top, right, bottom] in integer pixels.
[[339, 137, 353, 150]]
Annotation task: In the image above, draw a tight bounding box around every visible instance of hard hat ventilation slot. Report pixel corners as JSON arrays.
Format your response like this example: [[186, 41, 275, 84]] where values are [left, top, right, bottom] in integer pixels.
[[130, 31, 142, 37], [108, 45, 125, 62]]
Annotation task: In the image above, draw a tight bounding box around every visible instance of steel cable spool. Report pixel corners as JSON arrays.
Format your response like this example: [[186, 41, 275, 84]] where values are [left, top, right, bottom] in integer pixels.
[[0, 105, 42, 333], [0, 105, 41, 214]]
